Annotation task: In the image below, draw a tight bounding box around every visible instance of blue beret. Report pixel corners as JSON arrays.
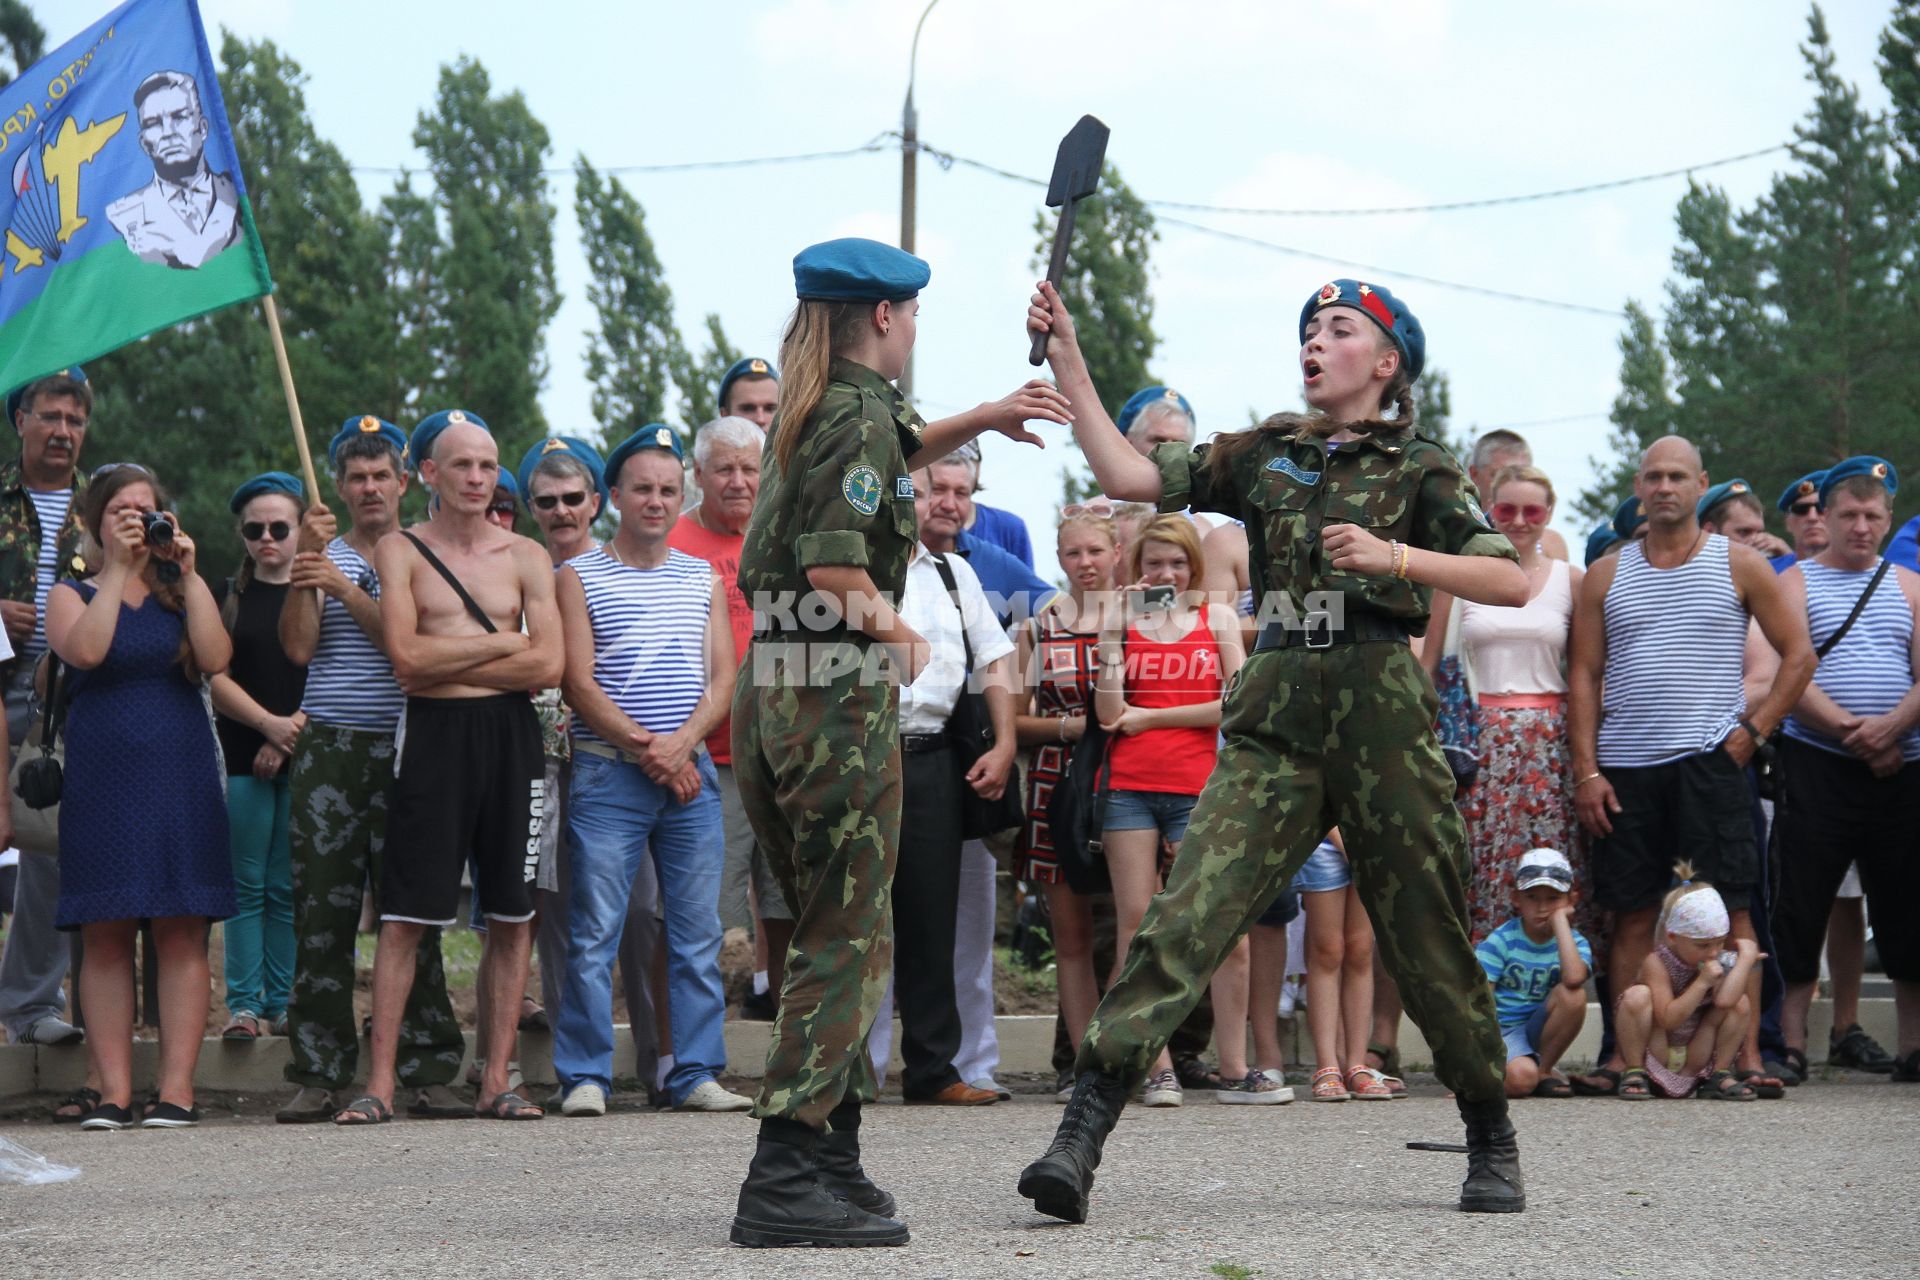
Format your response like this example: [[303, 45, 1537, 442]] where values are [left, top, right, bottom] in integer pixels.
[[493, 470, 521, 505], [604, 423, 686, 488], [407, 408, 490, 475], [1697, 478, 1755, 523], [327, 414, 407, 466], [1299, 279, 1425, 383], [793, 237, 930, 302], [1114, 386, 1195, 436], [1612, 494, 1645, 540], [1776, 471, 1828, 512], [1584, 523, 1623, 567], [518, 436, 611, 511], [6, 365, 87, 425], [1820, 456, 1898, 504], [229, 471, 305, 514], [717, 357, 778, 411]]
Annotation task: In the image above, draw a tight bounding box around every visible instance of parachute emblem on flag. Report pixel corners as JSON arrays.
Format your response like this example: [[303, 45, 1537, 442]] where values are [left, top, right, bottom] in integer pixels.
[[6, 114, 127, 276]]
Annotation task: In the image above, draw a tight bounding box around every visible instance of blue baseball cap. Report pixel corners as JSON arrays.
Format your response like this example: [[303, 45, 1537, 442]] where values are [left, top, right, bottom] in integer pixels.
[[603, 423, 686, 489], [328, 414, 407, 467], [1777, 471, 1828, 513], [717, 357, 778, 411], [1114, 386, 1194, 436], [1820, 456, 1898, 504], [228, 471, 305, 514], [793, 238, 930, 302], [518, 436, 610, 511], [1697, 478, 1755, 523], [407, 408, 491, 475], [1299, 279, 1425, 382], [6, 365, 87, 425]]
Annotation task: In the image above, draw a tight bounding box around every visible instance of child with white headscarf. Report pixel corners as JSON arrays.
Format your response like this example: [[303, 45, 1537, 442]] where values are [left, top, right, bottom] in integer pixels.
[[1612, 864, 1765, 1100]]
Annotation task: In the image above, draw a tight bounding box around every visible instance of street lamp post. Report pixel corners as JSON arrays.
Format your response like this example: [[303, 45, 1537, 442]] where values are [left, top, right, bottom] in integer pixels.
[[900, 0, 939, 396]]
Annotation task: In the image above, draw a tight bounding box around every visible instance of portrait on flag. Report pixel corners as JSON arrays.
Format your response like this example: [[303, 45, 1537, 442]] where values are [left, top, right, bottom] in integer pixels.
[[104, 69, 241, 269]]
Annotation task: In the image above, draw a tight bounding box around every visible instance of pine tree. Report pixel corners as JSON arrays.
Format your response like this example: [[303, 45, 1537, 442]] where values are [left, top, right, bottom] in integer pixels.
[[0, 0, 42, 88], [574, 157, 688, 448]]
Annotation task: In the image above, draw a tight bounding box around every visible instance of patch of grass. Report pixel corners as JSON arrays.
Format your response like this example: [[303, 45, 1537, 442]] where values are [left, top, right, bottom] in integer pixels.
[[356, 925, 488, 987], [1210, 1264, 1260, 1280], [996, 946, 1057, 997]]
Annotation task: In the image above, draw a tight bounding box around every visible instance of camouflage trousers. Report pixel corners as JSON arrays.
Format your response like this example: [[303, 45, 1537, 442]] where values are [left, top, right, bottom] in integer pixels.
[[733, 644, 901, 1129], [1077, 642, 1506, 1104], [284, 721, 463, 1089]]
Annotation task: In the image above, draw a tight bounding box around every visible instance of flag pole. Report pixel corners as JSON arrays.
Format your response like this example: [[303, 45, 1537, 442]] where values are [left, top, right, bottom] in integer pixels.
[[260, 295, 319, 497]]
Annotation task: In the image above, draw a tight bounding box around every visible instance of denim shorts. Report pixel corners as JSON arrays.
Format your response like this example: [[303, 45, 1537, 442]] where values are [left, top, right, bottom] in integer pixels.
[[1288, 839, 1350, 894], [1500, 1001, 1553, 1062], [1103, 789, 1197, 841]]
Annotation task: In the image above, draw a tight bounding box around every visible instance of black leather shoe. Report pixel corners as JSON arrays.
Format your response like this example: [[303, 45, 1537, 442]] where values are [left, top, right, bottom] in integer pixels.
[[1016, 1070, 1128, 1224], [816, 1101, 896, 1218], [730, 1117, 908, 1248], [1458, 1098, 1526, 1213]]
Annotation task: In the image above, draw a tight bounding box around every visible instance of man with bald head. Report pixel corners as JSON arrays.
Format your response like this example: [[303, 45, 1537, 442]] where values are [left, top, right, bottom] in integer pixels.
[[341, 411, 565, 1124], [1568, 436, 1814, 1092]]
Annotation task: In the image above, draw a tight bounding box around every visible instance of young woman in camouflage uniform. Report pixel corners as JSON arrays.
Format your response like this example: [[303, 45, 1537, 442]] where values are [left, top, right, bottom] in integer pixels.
[[727, 238, 1068, 1249], [1017, 278, 1535, 1221]]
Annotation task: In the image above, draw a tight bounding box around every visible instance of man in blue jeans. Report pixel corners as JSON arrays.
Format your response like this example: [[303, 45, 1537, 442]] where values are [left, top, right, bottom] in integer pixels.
[[551, 425, 747, 1116]]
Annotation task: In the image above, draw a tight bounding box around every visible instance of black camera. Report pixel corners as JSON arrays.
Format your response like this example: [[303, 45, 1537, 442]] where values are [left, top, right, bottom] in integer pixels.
[[140, 510, 174, 548]]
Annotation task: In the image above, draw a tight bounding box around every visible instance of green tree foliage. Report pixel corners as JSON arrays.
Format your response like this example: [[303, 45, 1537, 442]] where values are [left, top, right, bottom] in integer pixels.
[[670, 314, 745, 429], [1411, 367, 1475, 464], [0, 0, 43, 88], [574, 157, 687, 448], [1586, 7, 1920, 529], [409, 57, 560, 467], [87, 37, 400, 580]]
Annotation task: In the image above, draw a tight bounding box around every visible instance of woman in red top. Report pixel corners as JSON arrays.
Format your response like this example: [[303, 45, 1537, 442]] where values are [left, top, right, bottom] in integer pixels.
[[1094, 515, 1268, 1103]]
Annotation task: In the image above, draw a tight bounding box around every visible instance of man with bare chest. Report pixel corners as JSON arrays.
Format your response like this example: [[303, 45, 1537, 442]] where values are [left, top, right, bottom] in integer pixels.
[[334, 411, 564, 1125]]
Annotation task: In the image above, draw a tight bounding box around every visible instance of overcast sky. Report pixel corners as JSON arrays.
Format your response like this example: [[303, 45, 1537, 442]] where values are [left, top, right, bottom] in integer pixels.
[[40, 0, 1901, 549]]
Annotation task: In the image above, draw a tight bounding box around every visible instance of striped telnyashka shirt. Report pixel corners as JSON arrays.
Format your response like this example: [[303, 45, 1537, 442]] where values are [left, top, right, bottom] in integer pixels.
[[568, 546, 712, 743], [300, 537, 403, 733], [1784, 558, 1919, 761]]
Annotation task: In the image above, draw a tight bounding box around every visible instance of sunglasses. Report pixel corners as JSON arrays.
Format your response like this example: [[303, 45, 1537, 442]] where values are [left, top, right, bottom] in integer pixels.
[[1062, 500, 1116, 518], [531, 491, 590, 511], [487, 501, 518, 518], [1788, 502, 1821, 517], [90, 461, 150, 480], [1490, 502, 1550, 525], [242, 520, 292, 542]]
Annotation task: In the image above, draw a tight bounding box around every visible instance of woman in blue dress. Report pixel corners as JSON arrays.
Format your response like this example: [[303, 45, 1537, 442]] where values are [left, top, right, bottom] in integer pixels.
[[47, 463, 234, 1130]]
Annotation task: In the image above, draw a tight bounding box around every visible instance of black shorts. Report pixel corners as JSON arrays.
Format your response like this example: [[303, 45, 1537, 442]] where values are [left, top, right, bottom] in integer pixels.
[[1771, 737, 1920, 984], [380, 694, 543, 926], [1591, 748, 1755, 914]]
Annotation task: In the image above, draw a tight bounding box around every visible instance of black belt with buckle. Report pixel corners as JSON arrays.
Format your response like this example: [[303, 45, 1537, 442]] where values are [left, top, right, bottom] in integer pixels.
[[1255, 612, 1407, 653], [900, 733, 949, 754]]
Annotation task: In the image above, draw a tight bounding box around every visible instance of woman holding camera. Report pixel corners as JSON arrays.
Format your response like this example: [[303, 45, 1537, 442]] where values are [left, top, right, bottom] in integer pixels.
[[46, 463, 233, 1129]]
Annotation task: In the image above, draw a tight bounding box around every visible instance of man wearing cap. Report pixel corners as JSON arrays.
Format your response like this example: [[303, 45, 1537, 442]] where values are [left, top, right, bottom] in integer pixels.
[[1467, 431, 1570, 562], [1698, 479, 1791, 559], [0, 368, 87, 1051], [1114, 386, 1212, 534], [1568, 436, 1815, 1094], [274, 415, 468, 1124], [718, 358, 781, 431], [1772, 456, 1920, 1081], [555, 424, 748, 1116], [1773, 471, 1831, 573], [336, 410, 561, 1125], [669, 417, 793, 1018], [519, 436, 665, 1093]]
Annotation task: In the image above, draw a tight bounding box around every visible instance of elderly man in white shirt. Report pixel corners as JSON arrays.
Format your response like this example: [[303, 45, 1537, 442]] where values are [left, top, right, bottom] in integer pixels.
[[866, 457, 1019, 1105]]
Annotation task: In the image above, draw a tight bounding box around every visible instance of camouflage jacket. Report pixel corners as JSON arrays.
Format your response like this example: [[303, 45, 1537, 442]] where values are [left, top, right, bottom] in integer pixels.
[[1153, 421, 1515, 636], [738, 358, 924, 635], [0, 457, 88, 672]]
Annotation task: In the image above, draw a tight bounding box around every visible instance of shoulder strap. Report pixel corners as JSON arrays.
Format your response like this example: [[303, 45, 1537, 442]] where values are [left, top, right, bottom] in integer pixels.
[[39, 653, 63, 749], [1814, 558, 1893, 659], [401, 531, 497, 634], [930, 552, 974, 671]]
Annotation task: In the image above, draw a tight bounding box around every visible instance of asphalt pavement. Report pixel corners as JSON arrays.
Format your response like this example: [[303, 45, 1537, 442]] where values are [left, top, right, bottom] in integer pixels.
[[1, 1079, 1914, 1279]]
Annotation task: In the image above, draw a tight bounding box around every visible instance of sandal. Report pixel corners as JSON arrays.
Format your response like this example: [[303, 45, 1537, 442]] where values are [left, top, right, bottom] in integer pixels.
[[1698, 1068, 1756, 1101], [1569, 1066, 1621, 1097], [332, 1094, 393, 1125], [221, 1012, 262, 1041], [1780, 1046, 1810, 1082], [1365, 1040, 1402, 1079], [1310, 1067, 1350, 1102], [517, 996, 550, 1033], [477, 1089, 544, 1120], [1530, 1074, 1574, 1099], [1617, 1068, 1653, 1101], [1735, 1068, 1785, 1100], [1345, 1066, 1394, 1101], [53, 1086, 102, 1123]]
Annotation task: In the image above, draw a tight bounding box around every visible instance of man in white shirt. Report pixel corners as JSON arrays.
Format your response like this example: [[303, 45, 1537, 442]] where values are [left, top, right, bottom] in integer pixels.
[[867, 457, 1018, 1105]]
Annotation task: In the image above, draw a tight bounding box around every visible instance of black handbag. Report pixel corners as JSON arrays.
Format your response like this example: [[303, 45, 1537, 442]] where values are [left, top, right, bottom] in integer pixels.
[[1046, 718, 1113, 895], [930, 553, 1026, 840], [13, 655, 64, 811]]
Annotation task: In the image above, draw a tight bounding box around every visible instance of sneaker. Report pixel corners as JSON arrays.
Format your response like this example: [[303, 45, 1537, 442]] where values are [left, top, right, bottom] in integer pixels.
[[1216, 1069, 1295, 1105], [1829, 1023, 1896, 1073], [560, 1083, 607, 1117], [1140, 1070, 1183, 1107], [1259, 1066, 1288, 1087], [675, 1079, 754, 1112], [1054, 1071, 1074, 1104], [141, 1101, 201, 1128], [18, 1016, 83, 1047], [78, 1102, 134, 1130]]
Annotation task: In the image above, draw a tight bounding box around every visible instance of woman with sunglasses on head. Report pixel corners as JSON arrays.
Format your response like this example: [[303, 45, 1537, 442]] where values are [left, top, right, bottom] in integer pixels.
[[1421, 465, 1592, 955], [47, 463, 234, 1129], [209, 473, 310, 1042]]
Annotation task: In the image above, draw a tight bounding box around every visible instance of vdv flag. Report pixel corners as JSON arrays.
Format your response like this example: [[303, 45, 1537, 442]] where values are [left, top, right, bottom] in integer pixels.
[[0, 0, 272, 394]]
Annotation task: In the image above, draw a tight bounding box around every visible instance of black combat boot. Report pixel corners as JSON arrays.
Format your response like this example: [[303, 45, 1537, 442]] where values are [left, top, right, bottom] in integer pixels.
[[816, 1101, 897, 1218], [1016, 1070, 1129, 1224], [730, 1116, 909, 1247], [1457, 1097, 1526, 1213]]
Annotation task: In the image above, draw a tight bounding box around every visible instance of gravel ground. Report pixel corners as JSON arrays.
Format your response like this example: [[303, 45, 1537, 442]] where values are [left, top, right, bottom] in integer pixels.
[[1, 1079, 1914, 1279]]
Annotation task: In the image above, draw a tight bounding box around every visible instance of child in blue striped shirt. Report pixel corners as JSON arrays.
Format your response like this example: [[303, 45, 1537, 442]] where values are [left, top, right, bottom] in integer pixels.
[[1475, 849, 1592, 1098]]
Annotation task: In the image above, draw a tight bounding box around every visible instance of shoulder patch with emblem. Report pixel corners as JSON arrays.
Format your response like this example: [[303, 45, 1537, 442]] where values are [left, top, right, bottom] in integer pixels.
[[1266, 456, 1322, 486], [1466, 494, 1494, 529], [842, 464, 883, 516], [895, 476, 915, 500]]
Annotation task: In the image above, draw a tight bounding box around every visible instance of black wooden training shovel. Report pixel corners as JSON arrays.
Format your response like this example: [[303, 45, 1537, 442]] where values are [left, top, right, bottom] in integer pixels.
[[1027, 114, 1111, 366]]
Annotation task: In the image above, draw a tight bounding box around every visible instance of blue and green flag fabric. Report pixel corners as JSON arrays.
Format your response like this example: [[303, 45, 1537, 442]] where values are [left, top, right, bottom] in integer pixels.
[[0, 0, 272, 393]]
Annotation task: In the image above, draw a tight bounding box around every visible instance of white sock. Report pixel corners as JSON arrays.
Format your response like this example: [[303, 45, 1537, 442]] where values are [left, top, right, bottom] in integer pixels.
[[656, 1054, 676, 1092], [752, 971, 769, 996]]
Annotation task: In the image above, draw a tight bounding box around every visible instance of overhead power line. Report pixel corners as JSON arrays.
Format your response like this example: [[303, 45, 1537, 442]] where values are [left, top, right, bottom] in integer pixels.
[[346, 137, 891, 178]]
